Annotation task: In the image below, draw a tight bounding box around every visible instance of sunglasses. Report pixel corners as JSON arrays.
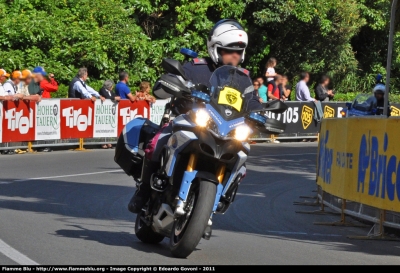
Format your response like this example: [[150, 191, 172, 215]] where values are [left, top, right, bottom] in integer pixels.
[[221, 48, 244, 55], [253, 83, 260, 86]]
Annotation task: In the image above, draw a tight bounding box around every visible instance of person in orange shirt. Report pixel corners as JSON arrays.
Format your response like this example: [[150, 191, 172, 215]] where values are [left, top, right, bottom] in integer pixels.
[[32, 66, 58, 98]]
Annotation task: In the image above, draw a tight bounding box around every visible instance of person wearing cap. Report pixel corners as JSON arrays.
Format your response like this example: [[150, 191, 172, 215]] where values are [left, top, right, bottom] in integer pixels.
[[3, 70, 24, 100], [32, 66, 58, 98], [0, 69, 11, 100], [17, 69, 33, 97]]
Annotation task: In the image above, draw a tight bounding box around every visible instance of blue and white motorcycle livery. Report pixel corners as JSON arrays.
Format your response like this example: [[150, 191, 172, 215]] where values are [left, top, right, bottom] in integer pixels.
[[115, 58, 287, 258]]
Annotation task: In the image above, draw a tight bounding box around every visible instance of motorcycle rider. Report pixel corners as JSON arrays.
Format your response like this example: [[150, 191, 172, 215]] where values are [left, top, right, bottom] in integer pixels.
[[128, 20, 262, 219], [373, 83, 391, 116]]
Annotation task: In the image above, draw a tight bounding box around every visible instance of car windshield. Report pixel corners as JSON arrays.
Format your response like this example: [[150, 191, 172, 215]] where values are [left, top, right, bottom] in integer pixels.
[[208, 65, 253, 120]]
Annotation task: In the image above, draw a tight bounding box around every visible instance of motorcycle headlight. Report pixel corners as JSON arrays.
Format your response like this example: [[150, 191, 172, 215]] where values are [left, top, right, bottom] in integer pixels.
[[195, 109, 210, 127], [234, 125, 251, 141]]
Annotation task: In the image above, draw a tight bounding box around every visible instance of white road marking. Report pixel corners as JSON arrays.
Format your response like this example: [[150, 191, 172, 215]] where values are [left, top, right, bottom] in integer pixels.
[[0, 239, 39, 265], [13, 170, 123, 182], [266, 231, 341, 237], [266, 153, 316, 157], [236, 192, 265, 197]]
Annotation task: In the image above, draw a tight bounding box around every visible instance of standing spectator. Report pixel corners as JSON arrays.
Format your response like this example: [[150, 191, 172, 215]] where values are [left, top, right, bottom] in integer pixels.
[[99, 79, 120, 101], [252, 79, 263, 103], [17, 69, 33, 97], [256, 76, 267, 103], [32, 66, 58, 99], [267, 75, 283, 101], [0, 69, 9, 100], [265, 57, 278, 83], [315, 75, 334, 101], [3, 70, 24, 100], [99, 80, 119, 149], [295, 72, 315, 102], [136, 81, 156, 103], [70, 68, 104, 101], [280, 75, 292, 101], [116, 71, 137, 102]]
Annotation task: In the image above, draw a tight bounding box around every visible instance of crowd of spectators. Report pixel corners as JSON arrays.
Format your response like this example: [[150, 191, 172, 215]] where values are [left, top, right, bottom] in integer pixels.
[[0, 60, 335, 151], [0, 66, 156, 153]]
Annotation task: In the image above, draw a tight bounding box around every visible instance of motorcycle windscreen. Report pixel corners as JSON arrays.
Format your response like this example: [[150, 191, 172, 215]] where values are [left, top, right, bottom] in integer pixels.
[[208, 65, 253, 121]]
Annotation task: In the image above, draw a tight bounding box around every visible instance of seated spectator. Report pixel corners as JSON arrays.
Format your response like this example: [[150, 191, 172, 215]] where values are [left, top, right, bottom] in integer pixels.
[[116, 71, 137, 102], [3, 70, 24, 100], [295, 72, 315, 102], [315, 75, 334, 101], [279, 75, 292, 101], [136, 81, 156, 103], [70, 67, 104, 102], [252, 79, 263, 103], [32, 66, 58, 99], [256, 76, 267, 103], [99, 79, 120, 101], [17, 69, 33, 98], [267, 75, 283, 101], [99, 80, 120, 149]]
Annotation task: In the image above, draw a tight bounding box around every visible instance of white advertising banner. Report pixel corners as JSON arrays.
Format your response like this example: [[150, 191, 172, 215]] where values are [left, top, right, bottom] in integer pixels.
[[150, 99, 169, 125], [93, 100, 118, 137], [35, 99, 61, 140]]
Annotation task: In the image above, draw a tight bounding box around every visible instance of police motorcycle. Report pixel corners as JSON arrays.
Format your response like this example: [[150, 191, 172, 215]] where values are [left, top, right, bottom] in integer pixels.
[[115, 56, 287, 258], [341, 74, 389, 117]]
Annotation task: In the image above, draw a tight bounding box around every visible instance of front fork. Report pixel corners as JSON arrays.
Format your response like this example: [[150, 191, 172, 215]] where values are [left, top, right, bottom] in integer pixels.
[[175, 153, 225, 220]]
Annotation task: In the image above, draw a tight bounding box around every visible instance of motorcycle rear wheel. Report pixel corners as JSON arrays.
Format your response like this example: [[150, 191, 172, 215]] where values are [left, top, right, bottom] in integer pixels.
[[135, 211, 165, 244], [170, 181, 216, 258]]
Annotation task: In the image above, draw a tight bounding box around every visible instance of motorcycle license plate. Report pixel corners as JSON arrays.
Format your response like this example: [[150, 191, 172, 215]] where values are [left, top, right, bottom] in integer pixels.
[[218, 87, 243, 112]]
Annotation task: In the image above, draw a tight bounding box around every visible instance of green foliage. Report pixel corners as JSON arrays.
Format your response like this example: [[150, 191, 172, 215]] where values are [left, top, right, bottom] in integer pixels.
[[0, 0, 399, 98]]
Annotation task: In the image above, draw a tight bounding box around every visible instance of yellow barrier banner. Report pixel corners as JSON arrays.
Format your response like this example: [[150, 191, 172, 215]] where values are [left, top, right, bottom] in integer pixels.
[[317, 117, 400, 213]]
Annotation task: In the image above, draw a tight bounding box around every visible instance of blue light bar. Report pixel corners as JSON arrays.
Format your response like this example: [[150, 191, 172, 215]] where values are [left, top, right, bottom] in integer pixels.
[[191, 90, 211, 103], [248, 112, 267, 124]]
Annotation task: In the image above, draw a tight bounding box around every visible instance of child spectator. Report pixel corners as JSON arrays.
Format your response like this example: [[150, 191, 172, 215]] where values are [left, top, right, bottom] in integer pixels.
[[265, 57, 278, 83]]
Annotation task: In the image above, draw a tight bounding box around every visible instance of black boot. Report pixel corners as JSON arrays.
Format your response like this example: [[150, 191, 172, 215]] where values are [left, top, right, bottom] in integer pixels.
[[128, 158, 157, 214], [202, 225, 212, 240], [128, 181, 151, 214]]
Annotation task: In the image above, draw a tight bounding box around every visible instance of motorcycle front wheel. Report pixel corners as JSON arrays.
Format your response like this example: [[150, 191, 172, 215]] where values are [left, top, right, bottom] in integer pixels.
[[135, 210, 165, 244], [170, 180, 216, 258]]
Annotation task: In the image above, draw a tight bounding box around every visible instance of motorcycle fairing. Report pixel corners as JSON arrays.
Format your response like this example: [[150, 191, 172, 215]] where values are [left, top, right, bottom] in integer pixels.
[[122, 118, 147, 153], [165, 130, 198, 177]]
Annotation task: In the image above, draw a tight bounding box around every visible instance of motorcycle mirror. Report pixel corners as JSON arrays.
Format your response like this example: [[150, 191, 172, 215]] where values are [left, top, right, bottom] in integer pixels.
[[153, 80, 173, 99], [162, 58, 188, 80], [159, 74, 188, 98]]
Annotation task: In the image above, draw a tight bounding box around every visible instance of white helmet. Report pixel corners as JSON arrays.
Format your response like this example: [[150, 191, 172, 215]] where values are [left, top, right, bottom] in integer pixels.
[[207, 19, 248, 65], [373, 83, 386, 94]]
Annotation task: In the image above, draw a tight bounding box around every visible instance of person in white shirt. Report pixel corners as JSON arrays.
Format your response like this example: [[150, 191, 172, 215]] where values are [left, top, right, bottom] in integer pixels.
[[0, 69, 10, 98], [72, 69, 105, 102], [265, 57, 278, 82], [17, 69, 33, 97], [2, 70, 23, 100]]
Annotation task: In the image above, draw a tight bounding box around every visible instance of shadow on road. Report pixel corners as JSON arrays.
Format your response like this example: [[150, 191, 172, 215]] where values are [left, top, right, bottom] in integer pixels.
[[0, 144, 399, 258]]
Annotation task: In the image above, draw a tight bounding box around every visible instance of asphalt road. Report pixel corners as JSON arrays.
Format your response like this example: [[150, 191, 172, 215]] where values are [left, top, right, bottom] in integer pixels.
[[0, 143, 399, 265]]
